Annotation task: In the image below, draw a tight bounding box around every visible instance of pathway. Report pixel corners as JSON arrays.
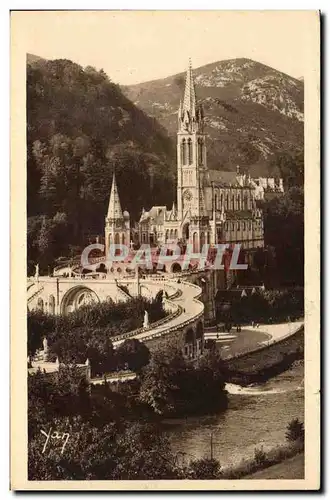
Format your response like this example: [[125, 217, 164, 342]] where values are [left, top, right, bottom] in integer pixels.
[[112, 278, 204, 347]]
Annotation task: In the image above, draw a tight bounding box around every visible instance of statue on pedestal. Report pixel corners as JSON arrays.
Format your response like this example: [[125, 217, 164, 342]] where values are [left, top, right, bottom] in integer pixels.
[[34, 263, 39, 281], [143, 310, 149, 329], [42, 337, 48, 361]]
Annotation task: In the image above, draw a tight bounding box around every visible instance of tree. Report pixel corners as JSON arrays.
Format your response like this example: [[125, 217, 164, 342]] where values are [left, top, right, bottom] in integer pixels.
[[285, 418, 304, 443], [188, 457, 221, 479], [139, 344, 228, 417], [264, 186, 304, 286], [116, 339, 150, 372], [27, 58, 175, 269], [269, 150, 304, 189]]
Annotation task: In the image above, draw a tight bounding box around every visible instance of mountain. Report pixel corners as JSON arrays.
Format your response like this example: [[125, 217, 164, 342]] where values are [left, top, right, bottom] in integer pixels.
[[27, 53, 45, 65], [123, 58, 304, 175], [27, 56, 175, 271]]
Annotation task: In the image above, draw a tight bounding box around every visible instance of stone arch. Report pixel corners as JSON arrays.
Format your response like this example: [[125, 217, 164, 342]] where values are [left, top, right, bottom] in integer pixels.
[[114, 233, 120, 245], [174, 229, 178, 240], [184, 327, 195, 359], [185, 328, 194, 343], [60, 286, 99, 315], [48, 295, 55, 315], [165, 229, 169, 242], [171, 262, 182, 273], [37, 297, 44, 312], [196, 321, 203, 339], [170, 229, 174, 240]]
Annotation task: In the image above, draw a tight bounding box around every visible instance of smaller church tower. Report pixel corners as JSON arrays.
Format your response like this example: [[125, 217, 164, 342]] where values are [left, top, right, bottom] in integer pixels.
[[105, 172, 130, 258]]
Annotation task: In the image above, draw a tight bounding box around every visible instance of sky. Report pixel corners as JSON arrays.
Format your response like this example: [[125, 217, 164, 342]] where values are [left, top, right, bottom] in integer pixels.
[[14, 10, 316, 84]]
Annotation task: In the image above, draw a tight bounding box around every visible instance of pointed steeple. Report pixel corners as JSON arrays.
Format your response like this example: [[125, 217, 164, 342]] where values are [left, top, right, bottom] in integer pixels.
[[107, 172, 123, 220], [182, 58, 196, 119]]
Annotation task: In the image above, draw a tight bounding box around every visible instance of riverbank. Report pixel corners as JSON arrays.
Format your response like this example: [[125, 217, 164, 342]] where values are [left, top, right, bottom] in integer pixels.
[[165, 360, 304, 476], [244, 453, 304, 479], [221, 440, 304, 479], [222, 323, 304, 385]]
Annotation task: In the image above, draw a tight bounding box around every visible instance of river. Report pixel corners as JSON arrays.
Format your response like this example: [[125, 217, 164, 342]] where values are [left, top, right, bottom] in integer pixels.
[[164, 361, 304, 468]]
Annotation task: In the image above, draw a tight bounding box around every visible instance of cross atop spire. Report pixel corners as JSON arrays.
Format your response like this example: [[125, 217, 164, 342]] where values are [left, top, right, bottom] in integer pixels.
[[182, 58, 196, 119], [107, 172, 123, 220]]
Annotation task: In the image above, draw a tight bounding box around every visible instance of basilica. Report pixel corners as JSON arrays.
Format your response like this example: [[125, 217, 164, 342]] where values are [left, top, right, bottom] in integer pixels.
[[105, 61, 284, 255]]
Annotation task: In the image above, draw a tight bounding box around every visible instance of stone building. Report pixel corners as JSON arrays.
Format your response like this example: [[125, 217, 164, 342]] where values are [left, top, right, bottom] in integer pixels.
[[137, 60, 267, 252], [104, 60, 284, 255]]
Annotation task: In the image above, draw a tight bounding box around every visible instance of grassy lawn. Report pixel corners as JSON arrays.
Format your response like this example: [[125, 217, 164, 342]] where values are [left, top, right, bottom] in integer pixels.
[[245, 453, 304, 479], [217, 329, 271, 359]]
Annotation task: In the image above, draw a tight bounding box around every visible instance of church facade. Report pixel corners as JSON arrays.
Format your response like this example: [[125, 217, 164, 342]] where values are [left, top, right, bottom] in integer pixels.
[[138, 61, 265, 252], [105, 61, 284, 255]]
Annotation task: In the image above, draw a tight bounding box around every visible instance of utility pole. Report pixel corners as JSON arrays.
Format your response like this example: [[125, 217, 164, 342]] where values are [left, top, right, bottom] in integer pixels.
[[210, 432, 214, 460]]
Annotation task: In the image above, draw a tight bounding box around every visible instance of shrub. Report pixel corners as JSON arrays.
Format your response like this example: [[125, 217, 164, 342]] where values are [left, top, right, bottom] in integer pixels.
[[285, 418, 304, 443], [188, 457, 221, 479], [254, 446, 268, 467]]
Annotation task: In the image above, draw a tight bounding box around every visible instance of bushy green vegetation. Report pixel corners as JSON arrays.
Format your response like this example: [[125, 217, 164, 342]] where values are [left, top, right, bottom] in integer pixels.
[[218, 287, 304, 325], [139, 346, 228, 417], [285, 418, 304, 443], [28, 369, 180, 480], [264, 151, 304, 287], [28, 297, 165, 375], [27, 58, 175, 274]]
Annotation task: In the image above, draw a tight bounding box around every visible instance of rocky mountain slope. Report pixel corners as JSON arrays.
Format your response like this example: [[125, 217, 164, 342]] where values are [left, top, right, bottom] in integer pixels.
[[123, 58, 304, 174]]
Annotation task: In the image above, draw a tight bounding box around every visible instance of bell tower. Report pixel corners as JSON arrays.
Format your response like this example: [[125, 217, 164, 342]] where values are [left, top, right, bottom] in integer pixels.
[[177, 60, 209, 249], [105, 172, 130, 258], [177, 60, 207, 219]]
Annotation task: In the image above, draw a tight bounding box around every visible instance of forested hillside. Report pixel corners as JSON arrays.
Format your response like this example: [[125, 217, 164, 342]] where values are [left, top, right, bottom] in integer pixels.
[[27, 56, 175, 272]]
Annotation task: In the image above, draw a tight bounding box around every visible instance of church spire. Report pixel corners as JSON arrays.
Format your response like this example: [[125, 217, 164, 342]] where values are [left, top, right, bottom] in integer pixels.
[[107, 172, 123, 220], [178, 59, 203, 133], [182, 58, 196, 119]]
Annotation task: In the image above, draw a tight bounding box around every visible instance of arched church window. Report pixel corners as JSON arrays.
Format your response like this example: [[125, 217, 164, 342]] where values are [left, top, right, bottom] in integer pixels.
[[188, 138, 193, 165], [237, 194, 241, 211], [198, 138, 203, 165], [200, 232, 205, 250], [181, 139, 186, 165], [226, 195, 229, 210], [232, 195, 235, 210], [37, 298, 44, 312], [214, 194, 218, 211], [243, 195, 248, 210], [193, 232, 198, 253], [220, 193, 223, 209], [48, 295, 55, 315]]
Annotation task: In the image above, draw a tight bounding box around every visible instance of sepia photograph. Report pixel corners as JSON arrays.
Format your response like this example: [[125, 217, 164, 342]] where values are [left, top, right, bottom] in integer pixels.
[[10, 10, 320, 490]]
